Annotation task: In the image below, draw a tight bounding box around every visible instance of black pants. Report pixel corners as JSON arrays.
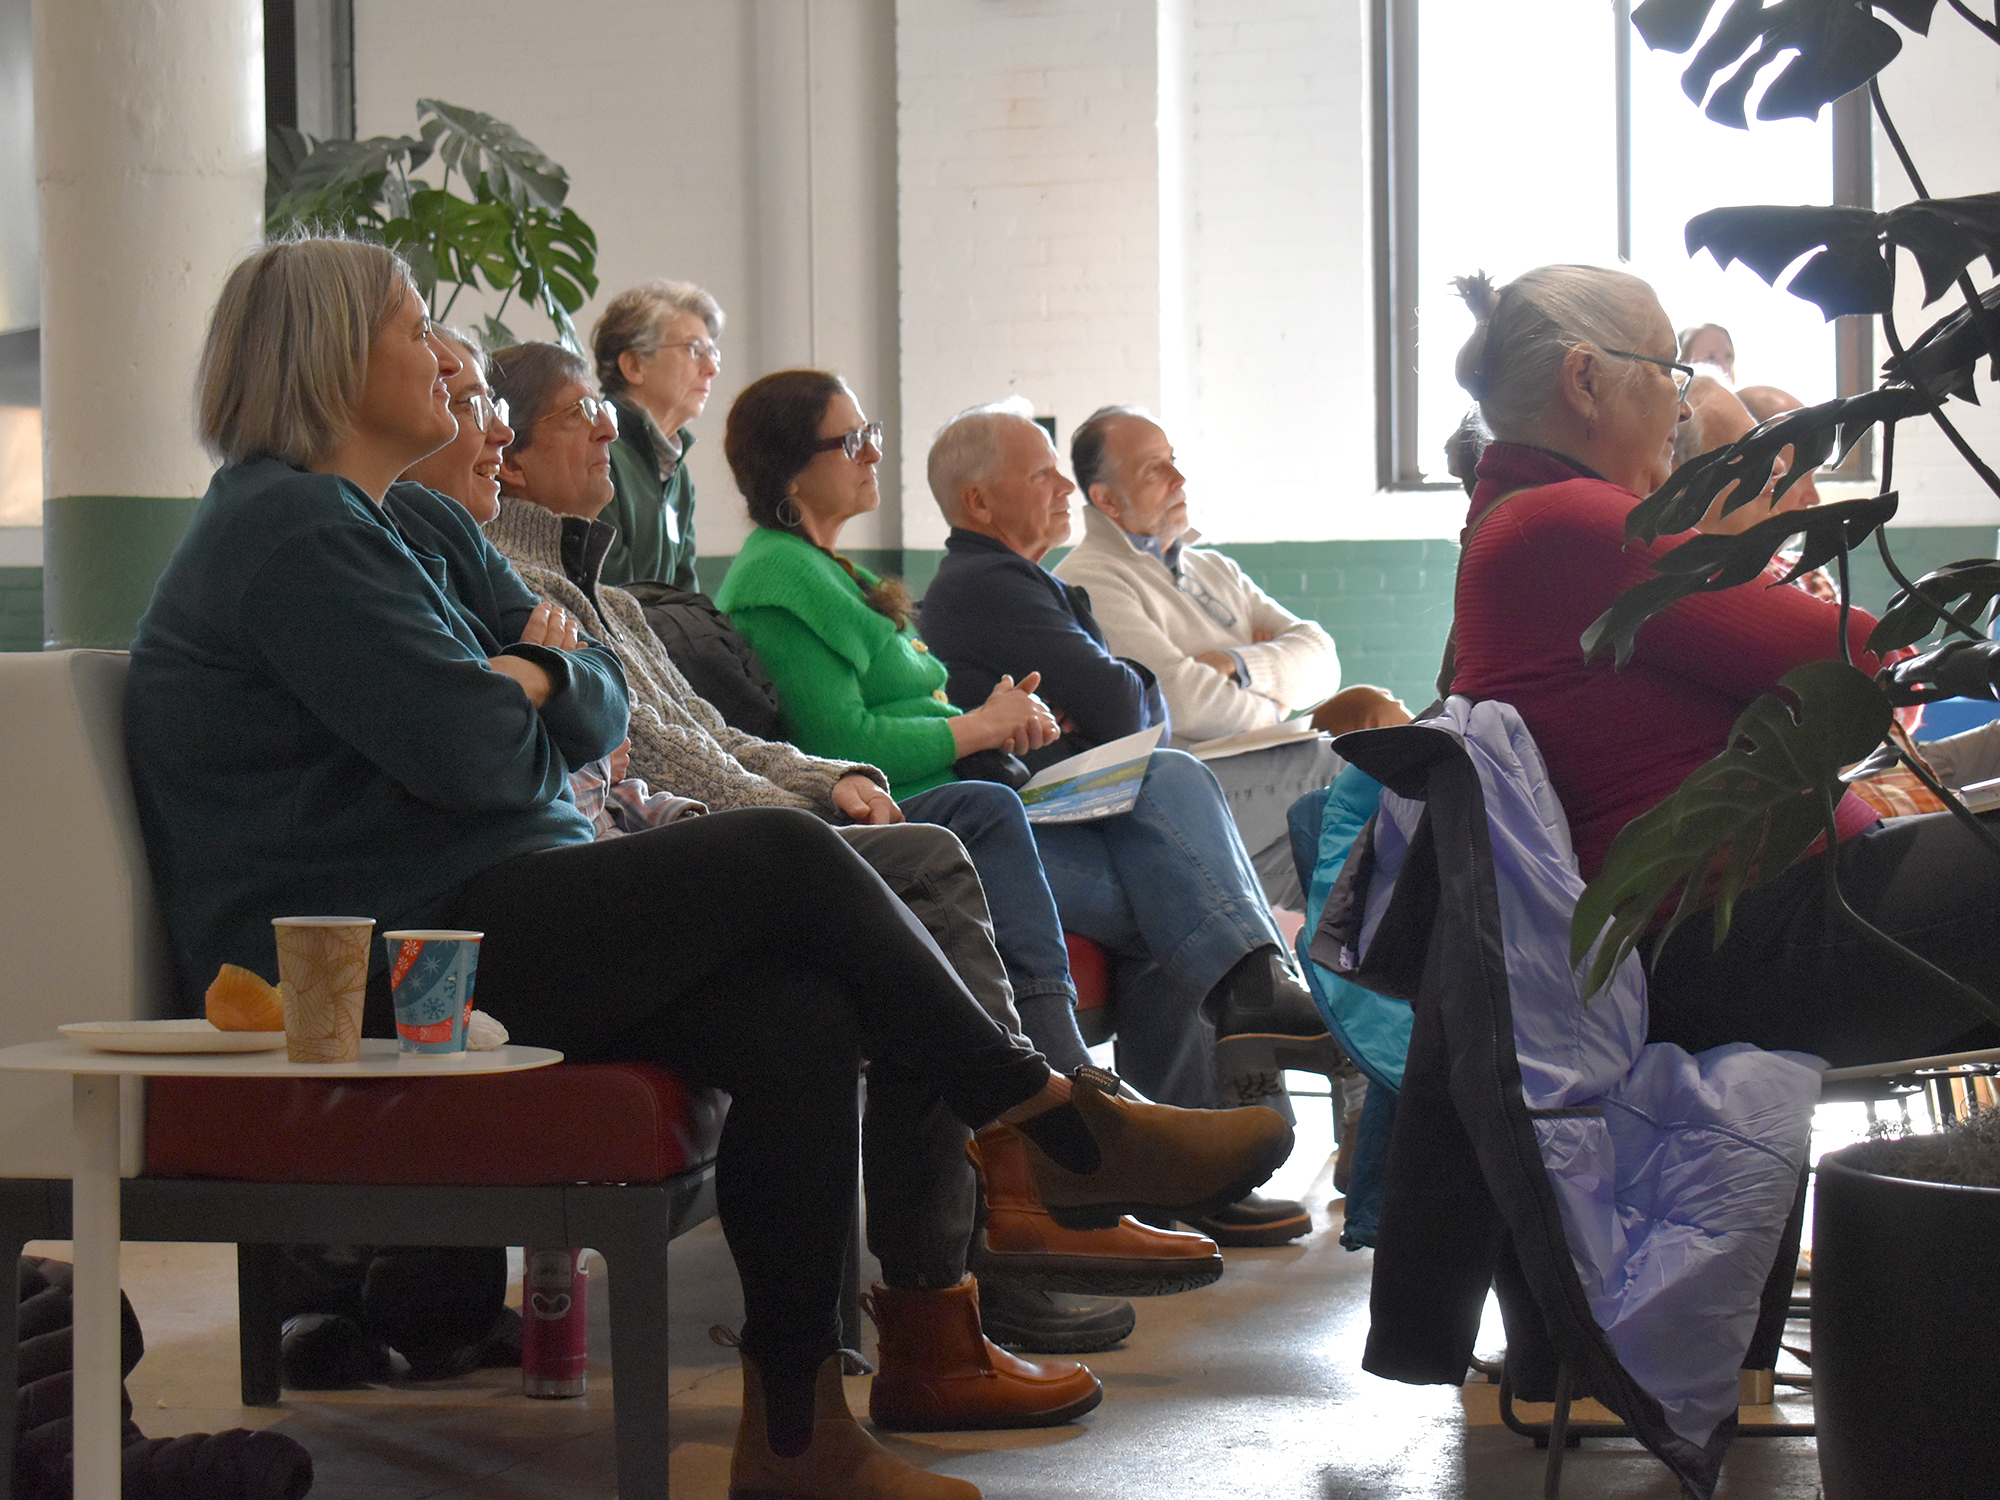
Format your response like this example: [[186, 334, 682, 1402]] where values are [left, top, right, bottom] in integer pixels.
[[438, 807, 1050, 1374], [1646, 809, 2000, 1068]]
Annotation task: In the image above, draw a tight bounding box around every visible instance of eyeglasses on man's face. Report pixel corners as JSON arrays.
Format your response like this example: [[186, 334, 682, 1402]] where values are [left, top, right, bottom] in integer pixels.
[[813, 421, 886, 462], [657, 338, 723, 369], [454, 391, 509, 435], [536, 395, 618, 431], [1601, 347, 1698, 402]]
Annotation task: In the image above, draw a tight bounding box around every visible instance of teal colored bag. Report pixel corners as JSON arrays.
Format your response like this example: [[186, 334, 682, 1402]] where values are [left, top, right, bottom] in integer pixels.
[[1294, 764, 1412, 1092]]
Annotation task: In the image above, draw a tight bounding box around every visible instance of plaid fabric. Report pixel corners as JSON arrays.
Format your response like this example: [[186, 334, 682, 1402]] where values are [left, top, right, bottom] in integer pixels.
[[569, 758, 707, 839]]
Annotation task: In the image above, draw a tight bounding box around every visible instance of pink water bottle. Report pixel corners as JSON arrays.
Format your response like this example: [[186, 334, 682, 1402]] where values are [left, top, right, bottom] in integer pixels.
[[521, 1247, 589, 1398]]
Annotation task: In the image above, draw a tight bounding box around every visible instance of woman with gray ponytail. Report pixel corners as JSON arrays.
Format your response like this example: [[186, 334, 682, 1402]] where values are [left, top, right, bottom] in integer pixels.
[[1444, 263, 2000, 1069]]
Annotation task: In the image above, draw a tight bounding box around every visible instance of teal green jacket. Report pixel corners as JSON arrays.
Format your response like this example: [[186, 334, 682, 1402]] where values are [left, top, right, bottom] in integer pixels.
[[602, 398, 699, 589], [127, 461, 628, 1012], [715, 527, 960, 800]]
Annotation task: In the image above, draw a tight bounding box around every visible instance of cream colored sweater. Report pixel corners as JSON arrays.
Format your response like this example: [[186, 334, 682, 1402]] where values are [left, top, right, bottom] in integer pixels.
[[1051, 504, 1340, 744]]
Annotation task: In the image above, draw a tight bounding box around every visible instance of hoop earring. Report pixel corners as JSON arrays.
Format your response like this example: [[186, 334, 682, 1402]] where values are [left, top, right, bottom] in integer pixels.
[[777, 496, 802, 529]]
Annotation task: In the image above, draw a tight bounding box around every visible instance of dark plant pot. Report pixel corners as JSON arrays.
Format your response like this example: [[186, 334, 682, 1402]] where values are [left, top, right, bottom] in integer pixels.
[[1814, 1142, 2000, 1499]]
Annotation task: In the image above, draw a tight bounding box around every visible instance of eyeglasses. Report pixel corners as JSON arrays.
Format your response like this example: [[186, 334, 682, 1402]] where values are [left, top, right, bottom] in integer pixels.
[[657, 338, 723, 368], [453, 392, 510, 435], [535, 395, 618, 430], [813, 421, 886, 462], [1601, 347, 1698, 402]]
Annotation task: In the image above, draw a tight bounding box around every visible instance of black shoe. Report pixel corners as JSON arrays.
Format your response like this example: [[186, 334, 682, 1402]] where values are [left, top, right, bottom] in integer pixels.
[[1178, 1192, 1313, 1248], [1207, 947, 1348, 1081], [974, 1273, 1136, 1354], [280, 1312, 392, 1389], [402, 1304, 525, 1381]]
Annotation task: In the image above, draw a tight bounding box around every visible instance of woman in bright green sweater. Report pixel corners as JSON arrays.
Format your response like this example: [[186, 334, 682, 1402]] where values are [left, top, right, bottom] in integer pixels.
[[716, 373, 1346, 1219]]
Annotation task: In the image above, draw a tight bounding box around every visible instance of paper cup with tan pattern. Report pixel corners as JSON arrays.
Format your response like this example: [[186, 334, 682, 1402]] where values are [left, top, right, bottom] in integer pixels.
[[272, 917, 375, 1062]]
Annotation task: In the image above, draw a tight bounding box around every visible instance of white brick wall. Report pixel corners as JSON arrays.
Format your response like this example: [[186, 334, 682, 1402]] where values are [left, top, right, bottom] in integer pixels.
[[1180, 0, 1374, 543], [894, 0, 1381, 549], [895, 0, 1166, 550], [1871, 4, 2000, 530]]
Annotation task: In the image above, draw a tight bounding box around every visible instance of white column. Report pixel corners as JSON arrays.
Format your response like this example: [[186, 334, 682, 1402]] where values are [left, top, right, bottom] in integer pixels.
[[33, 0, 264, 644]]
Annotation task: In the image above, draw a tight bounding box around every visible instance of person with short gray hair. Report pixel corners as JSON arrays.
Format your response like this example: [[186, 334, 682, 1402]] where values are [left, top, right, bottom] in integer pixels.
[[1051, 405, 1406, 907], [589, 278, 726, 588]]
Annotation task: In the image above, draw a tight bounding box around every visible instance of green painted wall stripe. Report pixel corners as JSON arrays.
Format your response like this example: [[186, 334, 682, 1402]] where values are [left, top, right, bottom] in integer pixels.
[[42, 494, 201, 650], [0, 567, 45, 652]]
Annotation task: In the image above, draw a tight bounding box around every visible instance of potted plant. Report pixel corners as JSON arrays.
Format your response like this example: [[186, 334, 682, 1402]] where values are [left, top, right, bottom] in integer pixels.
[[1814, 1117, 2000, 1498], [265, 99, 600, 352], [1561, 3, 2000, 1494]]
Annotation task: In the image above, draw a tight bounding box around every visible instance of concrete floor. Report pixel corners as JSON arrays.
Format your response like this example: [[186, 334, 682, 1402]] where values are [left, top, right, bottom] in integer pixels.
[[27, 1095, 1823, 1499]]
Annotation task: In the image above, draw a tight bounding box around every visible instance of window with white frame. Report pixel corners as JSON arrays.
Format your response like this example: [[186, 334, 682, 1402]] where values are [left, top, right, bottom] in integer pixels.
[[1373, 0, 1873, 489]]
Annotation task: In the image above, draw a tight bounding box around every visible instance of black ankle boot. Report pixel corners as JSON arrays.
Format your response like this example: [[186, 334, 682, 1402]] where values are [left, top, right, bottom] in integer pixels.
[[973, 1273, 1136, 1354], [1206, 947, 1349, 1081]]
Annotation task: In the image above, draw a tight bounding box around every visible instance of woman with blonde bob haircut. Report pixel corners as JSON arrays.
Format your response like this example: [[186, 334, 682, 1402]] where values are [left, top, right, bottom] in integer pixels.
[[129, 239, 1291, 1500], [1445, 262, 2000, 1069], [196, 236, 418, 469]]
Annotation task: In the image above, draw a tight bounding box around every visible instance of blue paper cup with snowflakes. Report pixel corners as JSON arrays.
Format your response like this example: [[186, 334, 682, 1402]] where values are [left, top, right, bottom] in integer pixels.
[[384, 930, 483, 1053]]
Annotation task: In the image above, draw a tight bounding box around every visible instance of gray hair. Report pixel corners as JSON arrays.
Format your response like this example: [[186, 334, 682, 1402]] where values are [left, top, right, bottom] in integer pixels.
[[1452, 265, 1658, 442], [1070, 404, 1156, 501], [490, 341, 594, 457], [927, 396, 1038, 521], [592, 279, 725, 395], [432, 323, 488, 379], [196, 235, 414, 468]]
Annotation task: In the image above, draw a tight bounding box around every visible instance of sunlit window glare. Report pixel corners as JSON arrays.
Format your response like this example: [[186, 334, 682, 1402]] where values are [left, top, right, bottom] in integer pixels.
[[1414, 1, 1836, 480]]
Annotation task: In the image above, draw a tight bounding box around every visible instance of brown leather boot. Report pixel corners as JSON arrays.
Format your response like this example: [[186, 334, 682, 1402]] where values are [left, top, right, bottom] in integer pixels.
[[863, 1276, 1103, 1433], [729, 1342, 979, 1500], [968, 1123, 1224, 1296], [1018, 1066, 1294, 1230]]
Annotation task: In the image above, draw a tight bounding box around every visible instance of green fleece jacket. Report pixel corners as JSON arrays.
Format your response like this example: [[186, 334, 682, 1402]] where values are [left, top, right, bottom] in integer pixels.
[[602, 399, 699, 589], [127, 462, 628, 1013], [715, 527, 961, 800]]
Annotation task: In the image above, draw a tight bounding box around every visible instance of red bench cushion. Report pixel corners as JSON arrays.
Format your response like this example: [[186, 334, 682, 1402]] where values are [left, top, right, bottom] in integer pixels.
[[1066, 933, 1110, 1015], [144, 1063, 725, 1186]]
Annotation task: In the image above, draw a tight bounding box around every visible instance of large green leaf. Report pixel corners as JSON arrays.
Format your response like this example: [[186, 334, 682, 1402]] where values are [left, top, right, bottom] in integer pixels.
[[1881, 637, 2000, 703], [1627, 393, 1915, 542], [1887, 281, 2000, 394], [265, 130, 421, 238], [417, 99, 570, 215], [1582, 494, 1901, 669], [513, 206, 600, 352], [1868, 560, 2000, 651], [1572, 660, 1891, 995], [1632, 0, 1938, 125], [1686, 194, 2000, 318]]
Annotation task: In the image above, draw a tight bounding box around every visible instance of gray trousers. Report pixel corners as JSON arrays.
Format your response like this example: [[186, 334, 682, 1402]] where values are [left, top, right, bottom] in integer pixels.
[[1202, 735, 1348, 910], [838, 822, 1027, 1287]]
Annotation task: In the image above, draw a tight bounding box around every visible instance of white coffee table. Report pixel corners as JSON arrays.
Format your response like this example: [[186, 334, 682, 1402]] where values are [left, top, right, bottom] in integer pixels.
[[0, 1036, 562, 1500]]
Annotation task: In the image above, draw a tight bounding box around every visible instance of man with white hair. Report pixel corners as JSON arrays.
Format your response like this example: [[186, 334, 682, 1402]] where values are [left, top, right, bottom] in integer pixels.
[[1037, 405, 1406, 907]]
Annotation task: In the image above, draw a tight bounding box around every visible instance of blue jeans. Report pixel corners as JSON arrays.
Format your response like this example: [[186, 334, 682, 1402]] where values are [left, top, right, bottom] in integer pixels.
[[900, 780, 1090, 1074], [905, 751, 1284, 1107]]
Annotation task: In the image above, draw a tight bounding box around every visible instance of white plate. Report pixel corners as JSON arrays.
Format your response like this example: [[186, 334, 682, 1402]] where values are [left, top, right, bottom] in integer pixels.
[[58, 1020, 289, 1054]]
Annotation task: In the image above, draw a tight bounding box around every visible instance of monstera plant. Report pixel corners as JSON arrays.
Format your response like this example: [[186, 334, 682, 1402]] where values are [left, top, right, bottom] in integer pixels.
[[266, 98, 599, 353], [1570, 0, 2000, 1015]]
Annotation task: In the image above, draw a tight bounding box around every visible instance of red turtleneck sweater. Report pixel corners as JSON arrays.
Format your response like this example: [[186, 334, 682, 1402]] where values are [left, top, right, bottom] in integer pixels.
[[1449, 443, 1881, 881]]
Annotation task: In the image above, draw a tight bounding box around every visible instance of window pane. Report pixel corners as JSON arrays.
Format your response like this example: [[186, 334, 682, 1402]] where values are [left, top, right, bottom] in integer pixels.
[[1629, 30, 1834, 406], [1415, 0, 1618, 482]]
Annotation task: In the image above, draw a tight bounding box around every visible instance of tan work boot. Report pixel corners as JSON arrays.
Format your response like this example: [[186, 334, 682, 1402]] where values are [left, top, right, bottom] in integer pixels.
[[863, 1276, 1102, 1432], [968, 1123, 1224, 1296], [1018, 1065, 1293, 1231], [727, 1340, 979, 1500]]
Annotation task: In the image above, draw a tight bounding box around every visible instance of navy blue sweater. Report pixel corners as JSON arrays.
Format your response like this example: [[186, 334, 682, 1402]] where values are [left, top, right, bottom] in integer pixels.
[[127, 462, 628, 1011], [920, 527, 1168, 772]]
